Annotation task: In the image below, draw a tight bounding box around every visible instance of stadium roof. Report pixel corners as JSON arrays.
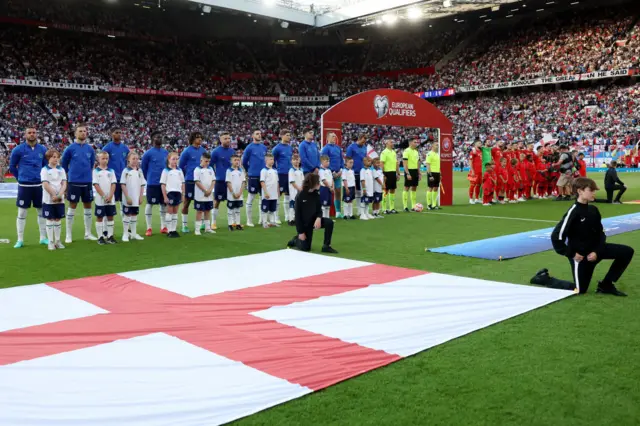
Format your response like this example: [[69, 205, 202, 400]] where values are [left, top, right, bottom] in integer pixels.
[[189, 0, 522, 28]]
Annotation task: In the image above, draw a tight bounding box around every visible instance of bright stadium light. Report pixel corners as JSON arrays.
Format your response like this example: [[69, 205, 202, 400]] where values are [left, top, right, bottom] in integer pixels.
[[382, 14, 397, 25], [264, 0, 276, 6], [407, 7, 422, 20]]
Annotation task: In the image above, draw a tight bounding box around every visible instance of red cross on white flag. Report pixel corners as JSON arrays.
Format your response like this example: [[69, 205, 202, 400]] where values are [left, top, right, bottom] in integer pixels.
[[0, 250, 572, 425]]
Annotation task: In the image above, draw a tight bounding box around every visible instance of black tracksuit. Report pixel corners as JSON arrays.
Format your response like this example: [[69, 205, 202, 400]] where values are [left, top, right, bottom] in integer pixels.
[[603, 167, 626, 203], [551, 201, 634, 293], [292, 189, 333, 251]]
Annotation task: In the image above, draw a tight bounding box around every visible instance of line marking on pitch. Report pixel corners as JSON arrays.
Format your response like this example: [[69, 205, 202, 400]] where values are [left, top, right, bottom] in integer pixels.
[[421, 211, 557, 223]]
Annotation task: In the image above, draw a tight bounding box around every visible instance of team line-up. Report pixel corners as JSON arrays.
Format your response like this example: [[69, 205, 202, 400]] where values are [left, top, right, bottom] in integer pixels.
[[9, 125, 449, 250]]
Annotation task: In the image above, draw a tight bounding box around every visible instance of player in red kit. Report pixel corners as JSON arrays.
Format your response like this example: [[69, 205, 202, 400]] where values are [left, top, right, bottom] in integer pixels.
[[526, 155, 536, 199], [507, 158, 518, 203], [577, 153, 587, 177], [482, 163, 496, 206], [498, 157, 508, 204], [517, 153, 529, 201], [536, 157, 549, 198], [468, 141, 483, 204]]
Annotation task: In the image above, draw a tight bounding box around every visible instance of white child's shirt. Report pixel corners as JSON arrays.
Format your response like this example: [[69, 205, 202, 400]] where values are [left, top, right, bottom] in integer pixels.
[[260, 167, 279, 200], [193, 166, 215, 202], [319, 167, 333, 189], [373, 168, 384, 193], [160, 168, 185, 193], [342, 168, 355, 188], [360, 167, 374, 197], [120, 167, 146, 207], [288, 167, 304, 200], [40, 166, 66, 205], [93, 167, 117, 206], [226, 168, 245, 201]]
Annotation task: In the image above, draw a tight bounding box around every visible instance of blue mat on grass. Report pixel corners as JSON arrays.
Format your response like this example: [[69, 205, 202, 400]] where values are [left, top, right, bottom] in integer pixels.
[[429, 213, 640, 260]]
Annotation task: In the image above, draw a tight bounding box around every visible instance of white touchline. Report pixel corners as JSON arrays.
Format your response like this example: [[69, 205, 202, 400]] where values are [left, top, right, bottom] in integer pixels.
[[421, 211, 557, 223]]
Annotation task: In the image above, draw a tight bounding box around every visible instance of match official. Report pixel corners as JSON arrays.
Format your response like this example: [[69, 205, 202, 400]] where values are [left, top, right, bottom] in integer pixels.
[[287, 173, 338, 254], [533, 177, 633, 296], [601, 161, 626, 204], [425, 143, 441, 211], [402, 139, 420, 212], [380, 137, 399, 214]]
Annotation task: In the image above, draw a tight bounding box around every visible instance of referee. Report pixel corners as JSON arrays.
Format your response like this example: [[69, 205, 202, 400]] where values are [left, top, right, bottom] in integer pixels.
[[533, 177, 634, 296], [425, 143, 441, 211], [380, 137, 399, 214], [402, 139, 420, 212], [287, 173, 338, 254]]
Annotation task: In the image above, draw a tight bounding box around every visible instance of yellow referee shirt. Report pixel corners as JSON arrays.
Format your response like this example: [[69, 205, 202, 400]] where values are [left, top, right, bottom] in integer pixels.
[[426, 151, 441, 173], [380, 148, 397, 172], [402, 148, 419, 170]]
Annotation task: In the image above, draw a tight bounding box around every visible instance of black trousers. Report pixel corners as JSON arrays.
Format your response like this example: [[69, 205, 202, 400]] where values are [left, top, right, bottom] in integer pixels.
[[292, 218, 334, 251], [567, 243, 634, 293], [605, 184, 626, 203]]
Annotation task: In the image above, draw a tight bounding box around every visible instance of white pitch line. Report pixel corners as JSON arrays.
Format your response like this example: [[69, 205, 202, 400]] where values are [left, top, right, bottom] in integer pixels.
[[421, 211, 557, 223]]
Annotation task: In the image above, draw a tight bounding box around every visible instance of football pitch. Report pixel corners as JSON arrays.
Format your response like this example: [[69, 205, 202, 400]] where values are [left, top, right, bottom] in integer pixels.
[[1, 171, 639, 425]]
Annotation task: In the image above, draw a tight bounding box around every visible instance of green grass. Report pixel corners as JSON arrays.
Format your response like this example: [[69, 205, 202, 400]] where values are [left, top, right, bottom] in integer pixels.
[[2, 172, 640, 425]]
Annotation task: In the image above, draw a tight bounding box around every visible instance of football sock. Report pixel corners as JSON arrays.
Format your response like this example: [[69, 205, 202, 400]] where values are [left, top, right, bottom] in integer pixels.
[[195, 219, 202, 232], [83, 208, 92, 235], [173, 214, 178, 232], [145, 204, 153, 229], [389, 193, 395, 210], [159, 205, 167, 229], [45, 219, 54, 242], [204, 219, 211, 231], [36, 208, 46, 239], [106, 221, 114, 237], [334, 198, 341, 214], [234, 208, 241, 225], [182, 214, 188, 229], [410, 191, 417, 208], [474, 185, 481, 199], [246, 193, 255, 223], [426, 191, 432, 206], [96, 221, 103, 237], [468, 185, 474, 199], [322, 206, 330, 218], [283, 195, 290, 220], [165, 213, 172, 232], [212, 208, 219, 225], [227, 208, 234, 226], [66, 208, 75, 239], [289, 207, 295, 221], [130, 216, 138, 234], [402, 191, 408, 209], [123, 216, 131, 235], [53, 222, 61, 242], [16, 207, 27, 241]]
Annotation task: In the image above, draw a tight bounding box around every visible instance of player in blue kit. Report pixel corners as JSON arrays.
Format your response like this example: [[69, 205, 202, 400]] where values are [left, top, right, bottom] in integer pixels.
[[101, 128, 129, 223], [61, 123, 97, 243], [9, 125, 48, 248], [299, 129, 320, 176], [179, 132, 205, 233], [211, 131, 235, 230], [346, 134, 367, 217], [141, 131, 169, 236], [242, 129, 267, 227], [320, 132, 344, 218], [272, 129, 293, 225]]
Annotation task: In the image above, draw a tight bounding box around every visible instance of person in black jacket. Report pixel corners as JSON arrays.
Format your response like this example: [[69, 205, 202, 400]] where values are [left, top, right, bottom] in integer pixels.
[[598, 161, 627, 204], [287, 173, 338, 254], [533, 177, 633, 296]]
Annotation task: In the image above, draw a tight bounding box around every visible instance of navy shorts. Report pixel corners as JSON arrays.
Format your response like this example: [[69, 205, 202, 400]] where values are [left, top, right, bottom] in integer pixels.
[[278, 174, 290, 195], [214, 181, 227, 201], [195, 201, 213, 211], [343, 186, 356, 203], [146, 185, 165, 205], [362, 196, 371, 204], [16, 185, 43, 209], [185, 181, 195, 201], [248, 176, 260, 195], [354, 173, 361, 192], [167, 191, 182, 206], [114, 183, 122, 202], [67, 183, 93, 204], [42, 203, 65, 219], [95, 204, 117, 218], [320, 187, 332, 207], [261, 199, 277, 213], [373, 192, 383, 203], [123, 206, 139, 215], [227, 200, 243, 210]]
